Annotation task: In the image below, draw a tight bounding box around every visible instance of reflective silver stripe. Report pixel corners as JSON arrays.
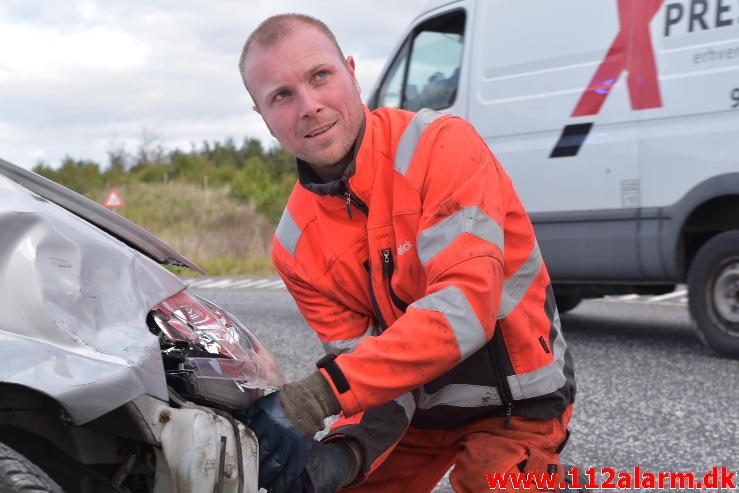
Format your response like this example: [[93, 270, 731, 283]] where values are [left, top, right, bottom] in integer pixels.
[[417, 384, 502, 409], [508, 307, 568, 399], [415, 311, 568, 408], [394, 392, 416, 423], [417, 206, 504, 265], [496, 242, 569, 398], [275, 208, 301, 258], [410, 286, 485, 360], [394, 108, 443, 175], [497, 242, 544, 319], [321, 325, 377, 356]]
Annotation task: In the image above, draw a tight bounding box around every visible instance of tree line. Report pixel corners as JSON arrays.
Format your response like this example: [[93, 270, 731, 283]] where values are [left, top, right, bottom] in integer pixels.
[[33, 137, 297, 222]]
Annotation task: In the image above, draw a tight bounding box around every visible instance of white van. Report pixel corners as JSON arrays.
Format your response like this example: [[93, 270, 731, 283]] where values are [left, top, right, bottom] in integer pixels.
[[368, 0, 739, 356]]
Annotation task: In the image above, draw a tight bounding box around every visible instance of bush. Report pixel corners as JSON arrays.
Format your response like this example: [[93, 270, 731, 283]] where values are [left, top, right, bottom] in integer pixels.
[[30, 135, 300, 275], [32, 136, 298, 226]]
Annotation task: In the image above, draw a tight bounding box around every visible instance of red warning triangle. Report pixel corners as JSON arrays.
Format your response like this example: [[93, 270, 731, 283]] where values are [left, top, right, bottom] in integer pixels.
[[104, 188, 125, 209]]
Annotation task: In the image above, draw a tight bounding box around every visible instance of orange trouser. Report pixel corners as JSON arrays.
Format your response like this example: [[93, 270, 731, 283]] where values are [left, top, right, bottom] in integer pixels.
[[344, 406, 572, 493]]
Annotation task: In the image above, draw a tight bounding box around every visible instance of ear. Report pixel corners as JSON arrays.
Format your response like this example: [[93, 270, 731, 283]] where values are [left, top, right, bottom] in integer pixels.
[[345, 55, 361, 94]]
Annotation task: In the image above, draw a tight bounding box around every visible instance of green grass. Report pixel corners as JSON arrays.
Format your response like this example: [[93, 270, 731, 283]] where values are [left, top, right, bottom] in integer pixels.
[[167, 256, 275, 278], [88, 183, 277, 276]]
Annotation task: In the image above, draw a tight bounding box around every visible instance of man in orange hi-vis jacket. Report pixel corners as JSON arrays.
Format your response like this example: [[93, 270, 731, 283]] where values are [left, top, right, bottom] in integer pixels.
[[237, 13, 576, 493]]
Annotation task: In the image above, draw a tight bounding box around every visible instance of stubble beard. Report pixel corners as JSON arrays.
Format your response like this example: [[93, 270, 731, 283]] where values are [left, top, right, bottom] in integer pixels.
[[302, 138, 354, 182]]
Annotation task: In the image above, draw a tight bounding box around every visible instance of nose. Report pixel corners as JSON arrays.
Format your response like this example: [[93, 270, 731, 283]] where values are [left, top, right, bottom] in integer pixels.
[[299, 88, 323, 119]]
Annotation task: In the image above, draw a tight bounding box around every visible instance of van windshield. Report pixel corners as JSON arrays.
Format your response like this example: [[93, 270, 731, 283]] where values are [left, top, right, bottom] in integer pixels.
[[375, 10, 465, 112]]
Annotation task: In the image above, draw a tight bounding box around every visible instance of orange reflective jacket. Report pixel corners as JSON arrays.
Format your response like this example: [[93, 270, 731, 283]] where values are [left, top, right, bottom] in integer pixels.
[[272, 106, 576, 477]]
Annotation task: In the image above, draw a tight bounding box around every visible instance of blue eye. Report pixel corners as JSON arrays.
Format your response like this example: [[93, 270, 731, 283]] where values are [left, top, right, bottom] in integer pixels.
[[315, 70, 328, 80], [274, 90, 291, 101]]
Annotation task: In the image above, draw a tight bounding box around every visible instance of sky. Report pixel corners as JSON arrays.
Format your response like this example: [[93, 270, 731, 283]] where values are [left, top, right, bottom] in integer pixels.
[[0, 0, 427, 169]]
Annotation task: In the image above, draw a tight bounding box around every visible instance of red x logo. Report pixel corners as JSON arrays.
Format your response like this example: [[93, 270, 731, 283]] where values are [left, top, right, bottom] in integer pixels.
[[571, 0, 665, 117]]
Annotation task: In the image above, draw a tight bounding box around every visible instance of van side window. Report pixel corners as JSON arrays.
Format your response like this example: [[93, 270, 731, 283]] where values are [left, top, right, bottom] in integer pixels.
[[376, 10, 465, 112], [377, 40, 410, 109]]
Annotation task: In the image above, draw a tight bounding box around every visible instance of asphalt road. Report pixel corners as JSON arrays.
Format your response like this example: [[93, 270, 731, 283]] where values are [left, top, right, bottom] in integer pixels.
[[194, 284, 739, 492]]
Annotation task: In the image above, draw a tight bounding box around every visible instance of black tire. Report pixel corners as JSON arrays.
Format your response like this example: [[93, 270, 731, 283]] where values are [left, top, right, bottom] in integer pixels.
[[687, 230, 739, 357], [555, 294, 582, 314], [0, 441, 64, 493]]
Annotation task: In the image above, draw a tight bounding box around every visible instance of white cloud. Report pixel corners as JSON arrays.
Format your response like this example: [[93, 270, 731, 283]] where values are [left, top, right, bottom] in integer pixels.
[[0, 24, 147, 77], [0, 1, 426, 169]]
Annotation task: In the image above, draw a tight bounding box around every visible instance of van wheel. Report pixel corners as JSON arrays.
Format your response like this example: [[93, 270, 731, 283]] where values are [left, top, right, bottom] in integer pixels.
[[687, 230, 739, 357], [555, 294, 582, 313], [0, 442, 64, 493]]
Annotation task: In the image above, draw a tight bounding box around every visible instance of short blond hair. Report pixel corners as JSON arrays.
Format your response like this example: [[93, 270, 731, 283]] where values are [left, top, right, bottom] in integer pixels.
[[239, 14, 345, 95]]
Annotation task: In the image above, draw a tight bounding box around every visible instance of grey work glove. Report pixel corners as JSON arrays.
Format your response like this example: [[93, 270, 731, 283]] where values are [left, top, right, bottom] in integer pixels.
[[302, 440, 362, 493], [280, 371, 341, 436]]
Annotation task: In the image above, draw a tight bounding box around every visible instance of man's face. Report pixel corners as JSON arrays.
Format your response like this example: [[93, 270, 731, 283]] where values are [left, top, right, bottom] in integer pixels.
[[243, 25, 364, 172]]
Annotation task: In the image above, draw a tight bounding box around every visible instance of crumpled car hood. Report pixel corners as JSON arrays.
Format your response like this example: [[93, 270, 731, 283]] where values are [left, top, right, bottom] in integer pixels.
[[0, 172, 187, 424], [0, 158, 203, 273]]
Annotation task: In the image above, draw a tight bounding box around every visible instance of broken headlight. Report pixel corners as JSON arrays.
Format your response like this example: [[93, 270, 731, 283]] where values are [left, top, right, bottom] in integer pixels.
[[148, 290, 286, 410]]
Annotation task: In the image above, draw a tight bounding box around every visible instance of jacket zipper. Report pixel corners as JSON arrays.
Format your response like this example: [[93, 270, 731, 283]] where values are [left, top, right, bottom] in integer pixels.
[[496, 364, 514, 428], [490, 324, 514, 428], [381, 248, 409, 313], [343, 187, 368, 219], [365, 261, 388, 331], [341, 183, 380, 330]]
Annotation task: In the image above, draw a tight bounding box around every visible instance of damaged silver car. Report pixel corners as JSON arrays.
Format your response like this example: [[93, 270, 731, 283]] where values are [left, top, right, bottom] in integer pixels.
[[0, 158, 285, 493]]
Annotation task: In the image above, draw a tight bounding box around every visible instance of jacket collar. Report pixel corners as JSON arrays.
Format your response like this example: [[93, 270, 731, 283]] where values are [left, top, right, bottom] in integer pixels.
[[296, 105, 375, 205]]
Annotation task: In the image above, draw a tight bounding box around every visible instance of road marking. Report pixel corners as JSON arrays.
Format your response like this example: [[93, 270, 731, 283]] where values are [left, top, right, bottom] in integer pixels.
[[245, 279, 276, 289], [613, 294, 640, 301], [230, 279, 268, 288], [184, 276, 287, 291], [185, 277, 689, 306], [263, 280, 286, 289], [600, 287, 689, 306], [647, 289, 688, 302], [188, 278, 236, 289]]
